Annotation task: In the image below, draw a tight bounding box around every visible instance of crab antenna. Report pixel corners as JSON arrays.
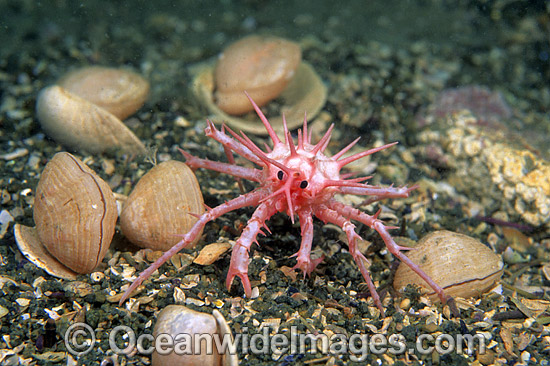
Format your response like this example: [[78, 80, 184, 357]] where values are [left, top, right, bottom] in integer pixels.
[[244, 91, 281, 146], [333, 137, 361, 160], [311, 124, 334, 155], [337, 142, 398, 168], [287, 132, 298, 157], [302, 112, 309, 144]]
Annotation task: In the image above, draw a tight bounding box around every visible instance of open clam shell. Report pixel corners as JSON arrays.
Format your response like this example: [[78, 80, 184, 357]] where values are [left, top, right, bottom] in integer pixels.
[[36, 85, 146, 155], [191, 61, 327, 135], [14, 224, 78, 280], [213, 35, 302, 115], [33, 152, 117, 274], [58, 66, 150, 120]]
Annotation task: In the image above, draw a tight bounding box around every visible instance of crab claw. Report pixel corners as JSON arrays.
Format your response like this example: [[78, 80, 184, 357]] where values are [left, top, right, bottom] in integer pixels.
[[292, 254, 325, 278], [226, 242, 253, 297], [226, 267, 252, 297]]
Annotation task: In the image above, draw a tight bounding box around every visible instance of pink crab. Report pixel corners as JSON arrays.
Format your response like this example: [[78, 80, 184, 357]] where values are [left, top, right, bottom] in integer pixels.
[[120, 94, 451, 314]]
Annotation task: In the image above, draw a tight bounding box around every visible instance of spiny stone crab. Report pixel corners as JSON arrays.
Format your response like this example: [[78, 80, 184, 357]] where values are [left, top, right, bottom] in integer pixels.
[[120, 93, 452, 314]]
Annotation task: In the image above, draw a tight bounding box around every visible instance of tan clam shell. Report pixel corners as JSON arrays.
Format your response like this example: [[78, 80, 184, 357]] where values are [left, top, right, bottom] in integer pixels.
[[14, 224, 78, 280], [120, 161, 204, 251], [191, 61, 327, 135], [36, 85, 146, 155], [58, 66, 149, 120], [152, 305, 238, 366], [214, 35, 302, 115], [33, 152, 117, 274], [393, 230, 504, 301]]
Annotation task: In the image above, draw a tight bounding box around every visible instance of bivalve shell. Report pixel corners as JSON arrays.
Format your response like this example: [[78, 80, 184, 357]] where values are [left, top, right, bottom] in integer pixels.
[[27, 152, 117, 274], [120, 161, 204, 251], [192, 61, 326, 136], [191, 35, 326, 136], [214, 35, 302, 115], [36, 66, 148, 155], [152, 305, 238, 366], [14, 224, 78, 280], [58, 66, 149, 120], [37, 85, 146, 155], [393, 230, 504, 301]]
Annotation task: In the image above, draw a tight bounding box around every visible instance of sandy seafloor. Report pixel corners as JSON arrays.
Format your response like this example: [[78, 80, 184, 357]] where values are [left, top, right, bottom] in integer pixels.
[[1, 0, 550, 365]]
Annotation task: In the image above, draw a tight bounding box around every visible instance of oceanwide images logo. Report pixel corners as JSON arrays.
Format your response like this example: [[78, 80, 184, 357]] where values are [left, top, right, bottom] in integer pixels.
[[64, 323, 486, 361]]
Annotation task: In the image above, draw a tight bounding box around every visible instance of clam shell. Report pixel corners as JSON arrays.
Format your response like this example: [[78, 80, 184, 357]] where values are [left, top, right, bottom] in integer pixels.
[[36, 85, 146, 155], [191, 61, 327, 135], [120, 161, 204, 251], [14, 224, 78, 280], [152, 305, 238, 366], [58, 66, 149, 120], [33, 152, 117, 274], [214, 35, 302, 115], [393, 230, 504, 301]]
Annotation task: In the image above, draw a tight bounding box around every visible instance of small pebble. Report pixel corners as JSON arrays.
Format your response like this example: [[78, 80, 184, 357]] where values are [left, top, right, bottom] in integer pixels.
[[0, 148, 29, 160]]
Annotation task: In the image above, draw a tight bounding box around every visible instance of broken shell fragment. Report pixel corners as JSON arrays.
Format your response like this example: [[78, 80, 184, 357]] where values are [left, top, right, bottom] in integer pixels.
[[193, 242, 232, 266], [17, 152, 117, 276], [58, 66, 150, 120], [152, 305, 238, 366], [191, 55, 327, 135], [393, 230, 504, 301], [120, 161, 204, 251], [214, 35, 301, 115]]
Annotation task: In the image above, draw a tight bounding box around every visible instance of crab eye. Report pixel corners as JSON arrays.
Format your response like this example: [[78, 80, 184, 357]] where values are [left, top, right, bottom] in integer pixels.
[[277, 170, 284, 180], [300, 180, 308, 189]]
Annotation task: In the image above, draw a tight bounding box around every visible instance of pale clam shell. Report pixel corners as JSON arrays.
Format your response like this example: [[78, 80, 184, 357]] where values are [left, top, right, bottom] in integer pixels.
[[36, 85, 146, 155], [33, 152, 117, 274], [119, 161, 204, 251], [191, 61, 327, 135], [58, 66, 149, 120], [14, 224, 78, 280], [214, 35, 302, 115], [152, 305, 238, 366], [393, 230, 504, 301]]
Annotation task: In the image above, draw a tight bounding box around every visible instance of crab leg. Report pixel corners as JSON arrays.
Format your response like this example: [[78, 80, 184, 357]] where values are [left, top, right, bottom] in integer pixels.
[[291, 208, 324, 276], [326, 199, 452, 305], [226, 201, 278, 297], [340, 185, 418, 206], [119, 189, 268, 305], [179, 149, 263, 182], [339, 185, 416, 199], [314, 204, 385, 313]]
